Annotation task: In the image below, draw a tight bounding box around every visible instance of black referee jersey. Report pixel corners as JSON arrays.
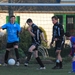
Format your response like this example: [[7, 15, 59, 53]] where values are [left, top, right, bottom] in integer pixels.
[[31, 24, 42, 45]]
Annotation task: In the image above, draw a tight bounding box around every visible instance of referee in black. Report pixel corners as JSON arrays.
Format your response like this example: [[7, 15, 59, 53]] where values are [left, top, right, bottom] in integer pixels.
[[50, 16, 64, 69], [24, 18, 47, 69]]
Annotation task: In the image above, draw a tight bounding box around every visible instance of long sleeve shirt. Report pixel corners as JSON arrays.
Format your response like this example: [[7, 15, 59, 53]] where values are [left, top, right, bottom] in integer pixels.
[[51, 22, 64, 44], [31, 24, 42, 45]]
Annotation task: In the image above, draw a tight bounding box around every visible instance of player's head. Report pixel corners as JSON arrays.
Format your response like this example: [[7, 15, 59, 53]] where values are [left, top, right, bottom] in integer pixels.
[[52, 16, 58, 24], [26, 18, 33, 26], [10, 15, 15, 23]]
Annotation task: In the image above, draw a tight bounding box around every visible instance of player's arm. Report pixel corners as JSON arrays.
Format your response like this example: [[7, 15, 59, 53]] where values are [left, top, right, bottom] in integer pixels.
[[1, 24, 7, 29], [28, 26, 35, 37], [40, 31, 47, 43], [17, 24, 21, 32], [0, 24, 7, 30]]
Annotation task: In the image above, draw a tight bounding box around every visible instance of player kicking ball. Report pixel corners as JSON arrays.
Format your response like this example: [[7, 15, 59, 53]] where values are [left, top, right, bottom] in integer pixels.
[[24, 18, 47, 70], [65, 32, 75, 73]]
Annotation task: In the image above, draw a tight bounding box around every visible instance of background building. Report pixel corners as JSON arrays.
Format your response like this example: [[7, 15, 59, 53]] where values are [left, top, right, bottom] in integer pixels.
[[0, 0, 75, 45]]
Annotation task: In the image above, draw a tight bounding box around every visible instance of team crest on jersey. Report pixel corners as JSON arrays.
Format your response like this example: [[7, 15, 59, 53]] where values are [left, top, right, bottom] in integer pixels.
[[14, 24, 16, 27]]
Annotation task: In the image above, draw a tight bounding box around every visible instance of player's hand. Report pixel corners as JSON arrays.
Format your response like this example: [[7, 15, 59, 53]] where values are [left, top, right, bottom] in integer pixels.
[[43, 39, 48, 43], [50, 43, 53, 48], [28, 27, 32, 32], [54, 38, 58, 41]]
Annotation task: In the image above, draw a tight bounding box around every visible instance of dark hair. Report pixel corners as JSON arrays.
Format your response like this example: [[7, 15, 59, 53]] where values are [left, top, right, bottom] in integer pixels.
[[26, 18, 32, 23], [10, 15, 15, 18], [52, 16, 58, 20], [65, 31, 71, 37]]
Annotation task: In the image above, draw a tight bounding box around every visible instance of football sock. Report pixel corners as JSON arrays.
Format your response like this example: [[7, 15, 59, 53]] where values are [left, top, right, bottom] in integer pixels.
[[15, 48, 19, 62], [36, 57, 44, 67], [60, 61, 62, 68], [56, 59, 60, 67], [25, 52, 32, 63], [4, 50, 9, 64]]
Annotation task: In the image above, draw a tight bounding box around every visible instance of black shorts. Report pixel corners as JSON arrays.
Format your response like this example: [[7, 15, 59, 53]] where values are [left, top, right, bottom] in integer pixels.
[[31, 43, 40, 51], [55, 40, 64, 51], [6, 41, 19, 48]]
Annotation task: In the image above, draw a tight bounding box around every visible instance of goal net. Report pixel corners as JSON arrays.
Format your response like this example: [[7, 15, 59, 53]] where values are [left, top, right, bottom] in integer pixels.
[[0, 0, 75, 57]]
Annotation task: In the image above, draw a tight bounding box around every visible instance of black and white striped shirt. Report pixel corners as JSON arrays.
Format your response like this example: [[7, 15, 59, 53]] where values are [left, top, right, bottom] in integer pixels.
[[31, 24, 42, 45], [51, 22, 64, 44]]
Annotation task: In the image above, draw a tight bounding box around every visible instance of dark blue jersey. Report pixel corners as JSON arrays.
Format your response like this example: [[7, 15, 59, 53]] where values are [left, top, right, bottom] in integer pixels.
[[31, 24, 42, 45], [70, 36, 75, 49], [2, 22, 21, 43]]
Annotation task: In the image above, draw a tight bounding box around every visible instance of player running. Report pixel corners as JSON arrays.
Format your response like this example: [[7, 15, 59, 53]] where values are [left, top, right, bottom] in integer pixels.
[[24, 18, 47, 70]]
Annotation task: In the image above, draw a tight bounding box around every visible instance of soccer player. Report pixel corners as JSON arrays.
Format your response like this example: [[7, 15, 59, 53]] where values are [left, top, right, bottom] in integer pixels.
[[24, 18, 47, 69], [65, 32, 75, 72], [50, 16, 64, 69], [0, 15, 21, 66]]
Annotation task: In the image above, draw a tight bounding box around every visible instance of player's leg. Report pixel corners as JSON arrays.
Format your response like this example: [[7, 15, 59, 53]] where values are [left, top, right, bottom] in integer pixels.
[[34, 50, 46, 69], [56, 50, 62, 68], [13, 42, 20, 66], [52, 50, 62, 69], [3, 43, 11, 66], [52, 41, 63, 69], [24, 44, 36, 66]]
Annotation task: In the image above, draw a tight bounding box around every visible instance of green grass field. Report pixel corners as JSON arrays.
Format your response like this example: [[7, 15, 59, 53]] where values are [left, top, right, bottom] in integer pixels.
[[0, 62, 74, 75]]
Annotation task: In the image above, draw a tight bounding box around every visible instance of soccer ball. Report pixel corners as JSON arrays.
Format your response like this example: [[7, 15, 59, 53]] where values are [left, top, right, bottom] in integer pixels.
[[8, 59, 15, 65]]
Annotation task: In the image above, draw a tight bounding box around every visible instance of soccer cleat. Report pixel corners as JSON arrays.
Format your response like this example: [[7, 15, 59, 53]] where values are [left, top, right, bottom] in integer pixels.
[[24, 63, 28, 66], [16, 62, 20, 66], [3, 63, 7, 66], [37, 67, 46, 70], [40, 67, 46, 70]]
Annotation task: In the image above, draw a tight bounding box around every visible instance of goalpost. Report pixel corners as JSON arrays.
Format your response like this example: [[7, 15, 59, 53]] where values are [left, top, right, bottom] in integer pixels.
[[0, 3, 75, 6]]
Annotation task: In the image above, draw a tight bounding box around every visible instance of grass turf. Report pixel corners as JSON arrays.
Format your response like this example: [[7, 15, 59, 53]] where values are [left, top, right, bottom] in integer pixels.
[[0, 62, 74, 75]]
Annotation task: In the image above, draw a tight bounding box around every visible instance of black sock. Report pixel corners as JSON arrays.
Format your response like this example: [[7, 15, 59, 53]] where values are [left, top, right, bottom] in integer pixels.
[[36, 57, 44, 67], [56, 62, 60, 67], [60, 61, 62, 68], [25, 52, 32, 63], [15, 48, 19, 62], [56, 60, 60, 67], [4, 50, 9, 64]]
